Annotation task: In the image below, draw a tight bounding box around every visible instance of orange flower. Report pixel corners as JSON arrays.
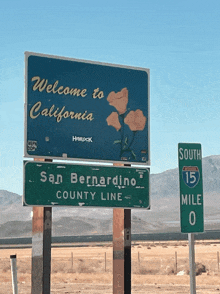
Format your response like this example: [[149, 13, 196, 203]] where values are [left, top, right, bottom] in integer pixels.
[[107, 88, 128, 115], [124, 110, 146, 131], [106, 112, 121, 131]]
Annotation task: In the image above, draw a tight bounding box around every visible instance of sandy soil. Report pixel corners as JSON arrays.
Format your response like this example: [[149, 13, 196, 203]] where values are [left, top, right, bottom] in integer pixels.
[[1, 240, 220, 293]]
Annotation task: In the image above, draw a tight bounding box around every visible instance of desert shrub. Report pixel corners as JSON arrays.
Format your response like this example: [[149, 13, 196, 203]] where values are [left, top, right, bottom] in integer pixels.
[[139, 267, 159, 275], [51, 261, 70, 273], [2, 263, 11, 273], [1, 259, 11, 273], [77, 259, 96, 273], [166, 265, 175, 275], [195, 262, 206, 276]]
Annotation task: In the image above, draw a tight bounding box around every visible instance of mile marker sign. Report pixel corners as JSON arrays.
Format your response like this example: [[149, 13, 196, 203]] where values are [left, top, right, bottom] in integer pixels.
[[178, 143, 204, 233]]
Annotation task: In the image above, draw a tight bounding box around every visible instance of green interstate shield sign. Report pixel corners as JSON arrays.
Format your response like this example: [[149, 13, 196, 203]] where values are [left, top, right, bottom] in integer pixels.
[[23, 162, 150, 208], [178, 143, 204, 233]]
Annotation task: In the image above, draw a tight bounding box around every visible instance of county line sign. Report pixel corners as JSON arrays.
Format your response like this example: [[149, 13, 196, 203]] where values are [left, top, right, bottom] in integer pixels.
[[24, 52, 150, 165], [178, 143, 204, 233], [23, 161, 150, 208]]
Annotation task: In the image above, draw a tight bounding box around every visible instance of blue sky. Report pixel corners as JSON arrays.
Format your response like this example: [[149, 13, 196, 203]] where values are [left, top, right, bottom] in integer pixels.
[[0, 0, 220, 196]]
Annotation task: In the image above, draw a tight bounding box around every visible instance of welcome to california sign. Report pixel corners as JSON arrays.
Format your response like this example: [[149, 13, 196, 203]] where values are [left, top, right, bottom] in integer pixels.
[[24, 52, 150, 165]]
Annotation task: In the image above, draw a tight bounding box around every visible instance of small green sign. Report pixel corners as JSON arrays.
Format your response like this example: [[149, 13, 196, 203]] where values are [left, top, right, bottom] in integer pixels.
[[178, 143, 204, 233], [23, 162, 150, 208]]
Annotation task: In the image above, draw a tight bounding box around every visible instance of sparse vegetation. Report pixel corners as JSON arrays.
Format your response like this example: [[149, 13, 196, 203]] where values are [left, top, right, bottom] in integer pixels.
[[0, 241, 220, 293]]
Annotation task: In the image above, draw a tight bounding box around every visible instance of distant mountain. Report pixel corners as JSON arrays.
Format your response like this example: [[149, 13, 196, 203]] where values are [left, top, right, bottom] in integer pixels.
[[0, 190, 22, 206], [1, 154, 220, 238]]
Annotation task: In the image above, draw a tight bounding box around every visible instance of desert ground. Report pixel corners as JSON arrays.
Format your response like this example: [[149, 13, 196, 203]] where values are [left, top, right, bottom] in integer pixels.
[[1, 240, 220, 293]]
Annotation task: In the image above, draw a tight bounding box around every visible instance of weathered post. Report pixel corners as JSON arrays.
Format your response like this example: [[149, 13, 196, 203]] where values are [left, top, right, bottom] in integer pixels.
[[71, 252, 73, 271], [31, 158, 52, 294], [32, 206, 44, 293], [138, 251, 140, 271], [10, 254, 18, 294], [43, 207, 52, 293], [124, 209, 131, 293], [175, 251, 177, 274], [31, 206, 52, 294], [113, 208, 131, 294], [217, 251, 219, 272]]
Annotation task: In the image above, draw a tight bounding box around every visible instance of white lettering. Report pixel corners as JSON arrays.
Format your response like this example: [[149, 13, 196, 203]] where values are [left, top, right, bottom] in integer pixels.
[[56, 191, 95, 200], [55, 174, 62, 184], [71, 173, 77, 183], [189, 211, 196, 225], [40, 172, 62, 184], [197, 194, 202, 205], [40, 171, 47, 182], [181, 194, 203, 206], [90, 192, 96, 200], [56, 191, 61, 199], [49, 174, 55, 184], [192, 194, 196, 205], [130, 178, 136, 186], [182, 194, 188, 205], [101, 192, 123, 201], [79, 176, 85, 184], [179, 148, 202, 161], [70, 173, 138, 188], [179, 148, 183, 160], [72, 136, 93, 142], [63, 191, 68, 199]]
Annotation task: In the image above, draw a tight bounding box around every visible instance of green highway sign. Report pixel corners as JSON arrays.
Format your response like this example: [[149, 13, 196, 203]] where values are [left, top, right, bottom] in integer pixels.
[[178, 143, 204, 233], [23, 162, 150, 208]]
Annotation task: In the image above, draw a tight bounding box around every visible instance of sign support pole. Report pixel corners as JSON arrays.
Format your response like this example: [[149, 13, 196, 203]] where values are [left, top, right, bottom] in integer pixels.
[[113, 208, 131, 294], [31, 159, 52, 294], [124, 209, 131, 293], [188, 233, 196, 294]]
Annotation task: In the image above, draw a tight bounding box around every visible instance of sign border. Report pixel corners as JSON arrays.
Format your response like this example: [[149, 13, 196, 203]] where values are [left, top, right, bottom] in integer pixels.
[[23, 160, 150, 209], [24, 51, 150, 166]]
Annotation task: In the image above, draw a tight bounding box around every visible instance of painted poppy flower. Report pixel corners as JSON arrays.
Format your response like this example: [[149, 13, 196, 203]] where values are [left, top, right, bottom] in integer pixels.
[[106, 112, 121, 131], [107, 88, 128, 115], [124, 109, 146, 131]]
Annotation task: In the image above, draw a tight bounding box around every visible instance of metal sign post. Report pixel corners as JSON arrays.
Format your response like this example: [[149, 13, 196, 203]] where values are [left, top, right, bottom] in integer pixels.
[[10, 255, 18, 294], [188, 233, 196, 294]]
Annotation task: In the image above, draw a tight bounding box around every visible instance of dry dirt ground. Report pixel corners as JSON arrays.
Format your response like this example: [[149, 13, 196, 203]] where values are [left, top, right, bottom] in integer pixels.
[[1, 240, 220, 293]]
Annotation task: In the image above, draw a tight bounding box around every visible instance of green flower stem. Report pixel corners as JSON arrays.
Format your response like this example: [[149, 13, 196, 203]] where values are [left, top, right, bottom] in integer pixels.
[[120, 131, 137, 158], [119, 113, 125, 155], [127, 131, 137, 149]]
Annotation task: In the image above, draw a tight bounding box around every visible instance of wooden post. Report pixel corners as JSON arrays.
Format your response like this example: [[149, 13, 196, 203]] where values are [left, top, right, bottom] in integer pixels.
[[138, 251, 140, 270], [32, 158, 52, 294], [113, 208, 131, 294], [71, 252, 73, 270], [43, 207, 52, 293], [175, 251, 177, 274], [32, 206, 52, 294], [32, 206, 44, 294], [124, 209, 131, 293], [217, 251, 219, 272]]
